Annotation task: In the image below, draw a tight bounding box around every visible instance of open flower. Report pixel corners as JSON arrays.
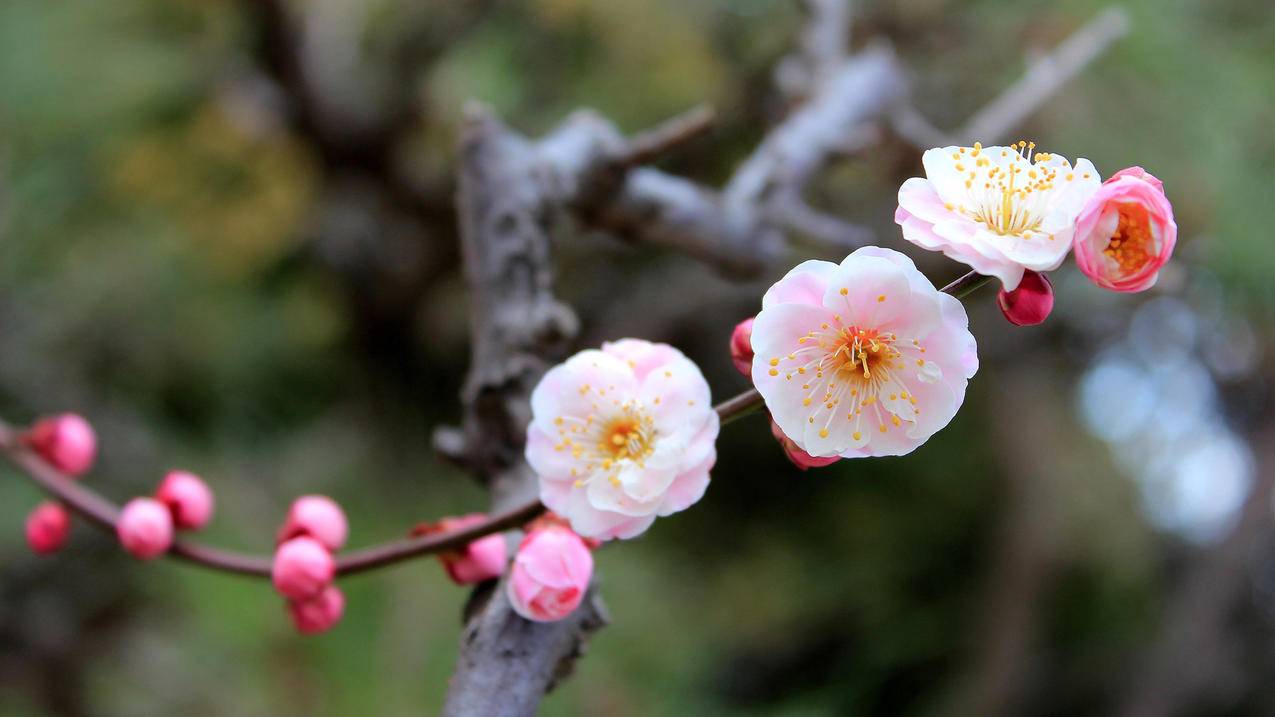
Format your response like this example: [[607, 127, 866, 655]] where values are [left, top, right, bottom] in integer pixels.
[[1072, 166, 1176, 292], [751, 247, 978, 458], [896, 142, 1102, 290], [526, 339, 719, 541]]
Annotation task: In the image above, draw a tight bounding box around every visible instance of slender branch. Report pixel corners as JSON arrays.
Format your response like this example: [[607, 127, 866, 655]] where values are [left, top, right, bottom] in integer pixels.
[[614, 104, 716, 169], [940, 270, 993, 299], [894, 7, 1130, 147]]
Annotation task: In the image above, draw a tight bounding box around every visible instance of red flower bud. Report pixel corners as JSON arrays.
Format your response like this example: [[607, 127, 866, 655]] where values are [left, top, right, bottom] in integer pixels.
[[730, 318, 756, 377], [996, 270, 1054, 326], [25, 413, 97, 477], [155, 470, 215, 530], [26, 502, 72, 555], [117, 498, 174, 560]]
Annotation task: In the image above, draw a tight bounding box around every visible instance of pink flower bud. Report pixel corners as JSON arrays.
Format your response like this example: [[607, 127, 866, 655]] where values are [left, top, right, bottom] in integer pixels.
[[287, 585, 345, 635], [1073, 166, 1176, 293], [272, 536, 336, 600], [419, 514, 508, 585], [995, 270, 1055, 326], [770, 419, 839, 470], [278, 495, 347, 551], [117, 498, 174, 560], [25, 413, 97, 477], [26, 502, 71, 555], [730, 317, 756, 377], [155, 470, 215, 530], [507, 526, 593, 623]]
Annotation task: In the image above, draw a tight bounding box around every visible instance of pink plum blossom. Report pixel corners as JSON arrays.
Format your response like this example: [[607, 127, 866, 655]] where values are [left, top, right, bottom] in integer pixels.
[[730, 318, 755, 377], [896, 142, 1102, 290], [414, 514, 509, 585], [1072, 166, 1176, 292], [526, 339, 719, 541], [769, 419, 839, 470], [272, 536, 336, 600], [288, 585, 345, 635], [25, 413, 97, 477], [278, 495, 348, 552], [117, 498, 174, 560], [26, 502, 72, 555], [996, 270, 1055, 326], [751, 247, 978, 459], [506, 526, 593, 623], [155, 470, 215, 530]]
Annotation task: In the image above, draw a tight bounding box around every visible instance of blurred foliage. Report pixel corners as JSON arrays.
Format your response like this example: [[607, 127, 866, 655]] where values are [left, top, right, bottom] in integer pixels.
[[1, 0, 1273, 715]]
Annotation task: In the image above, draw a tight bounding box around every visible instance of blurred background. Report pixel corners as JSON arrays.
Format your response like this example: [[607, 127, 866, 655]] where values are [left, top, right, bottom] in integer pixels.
[[1, 0, 1273, 714]]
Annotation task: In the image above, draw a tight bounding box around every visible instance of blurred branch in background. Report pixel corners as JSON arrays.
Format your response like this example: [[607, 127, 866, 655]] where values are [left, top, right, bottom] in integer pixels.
[[891, 6, 1131, 148]]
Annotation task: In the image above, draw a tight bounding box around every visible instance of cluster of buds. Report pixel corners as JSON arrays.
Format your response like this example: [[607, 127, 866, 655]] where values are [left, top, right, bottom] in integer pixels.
[[22, 414, 98, 554], [118, 470, 216, 559], [272, 496, 347, 634]]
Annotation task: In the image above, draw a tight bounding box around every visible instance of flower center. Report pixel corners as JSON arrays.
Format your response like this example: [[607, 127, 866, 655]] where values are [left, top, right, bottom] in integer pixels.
[[1103, 202, 1154, 274], [552, 399, 658, 487], [945, 141, 1083, 241], [598, 416, 654, 463], [767, 313, 934, 443], [825, 326, 900, 380]]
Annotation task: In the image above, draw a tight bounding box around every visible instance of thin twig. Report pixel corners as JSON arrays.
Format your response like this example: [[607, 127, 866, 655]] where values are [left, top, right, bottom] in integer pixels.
[[614, 105, 716, 169], [895, 7, 1130, 147]]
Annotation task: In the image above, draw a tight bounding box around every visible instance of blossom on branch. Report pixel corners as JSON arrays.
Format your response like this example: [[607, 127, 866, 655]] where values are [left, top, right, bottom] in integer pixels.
[[527, 339, 719, 541], [896, 142, 1101, 290], [1072, 166, 1176, 292], [751, 247, 978, 459], [507, 525, 593, 623]]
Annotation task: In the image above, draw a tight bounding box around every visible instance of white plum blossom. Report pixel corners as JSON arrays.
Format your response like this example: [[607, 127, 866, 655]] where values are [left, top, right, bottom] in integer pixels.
[[526, 339, 719, 541], [896, 141, 1102, 290], [751, 247, 978, 459]]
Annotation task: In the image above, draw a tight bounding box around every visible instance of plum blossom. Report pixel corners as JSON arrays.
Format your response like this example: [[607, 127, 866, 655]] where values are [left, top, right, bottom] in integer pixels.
[[507, 525, 593, 623], [526, 339, 719, 541], [751, 247, 978, 459], [1072, 166, 1176, 292], [896, 141, 1102, 290]]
